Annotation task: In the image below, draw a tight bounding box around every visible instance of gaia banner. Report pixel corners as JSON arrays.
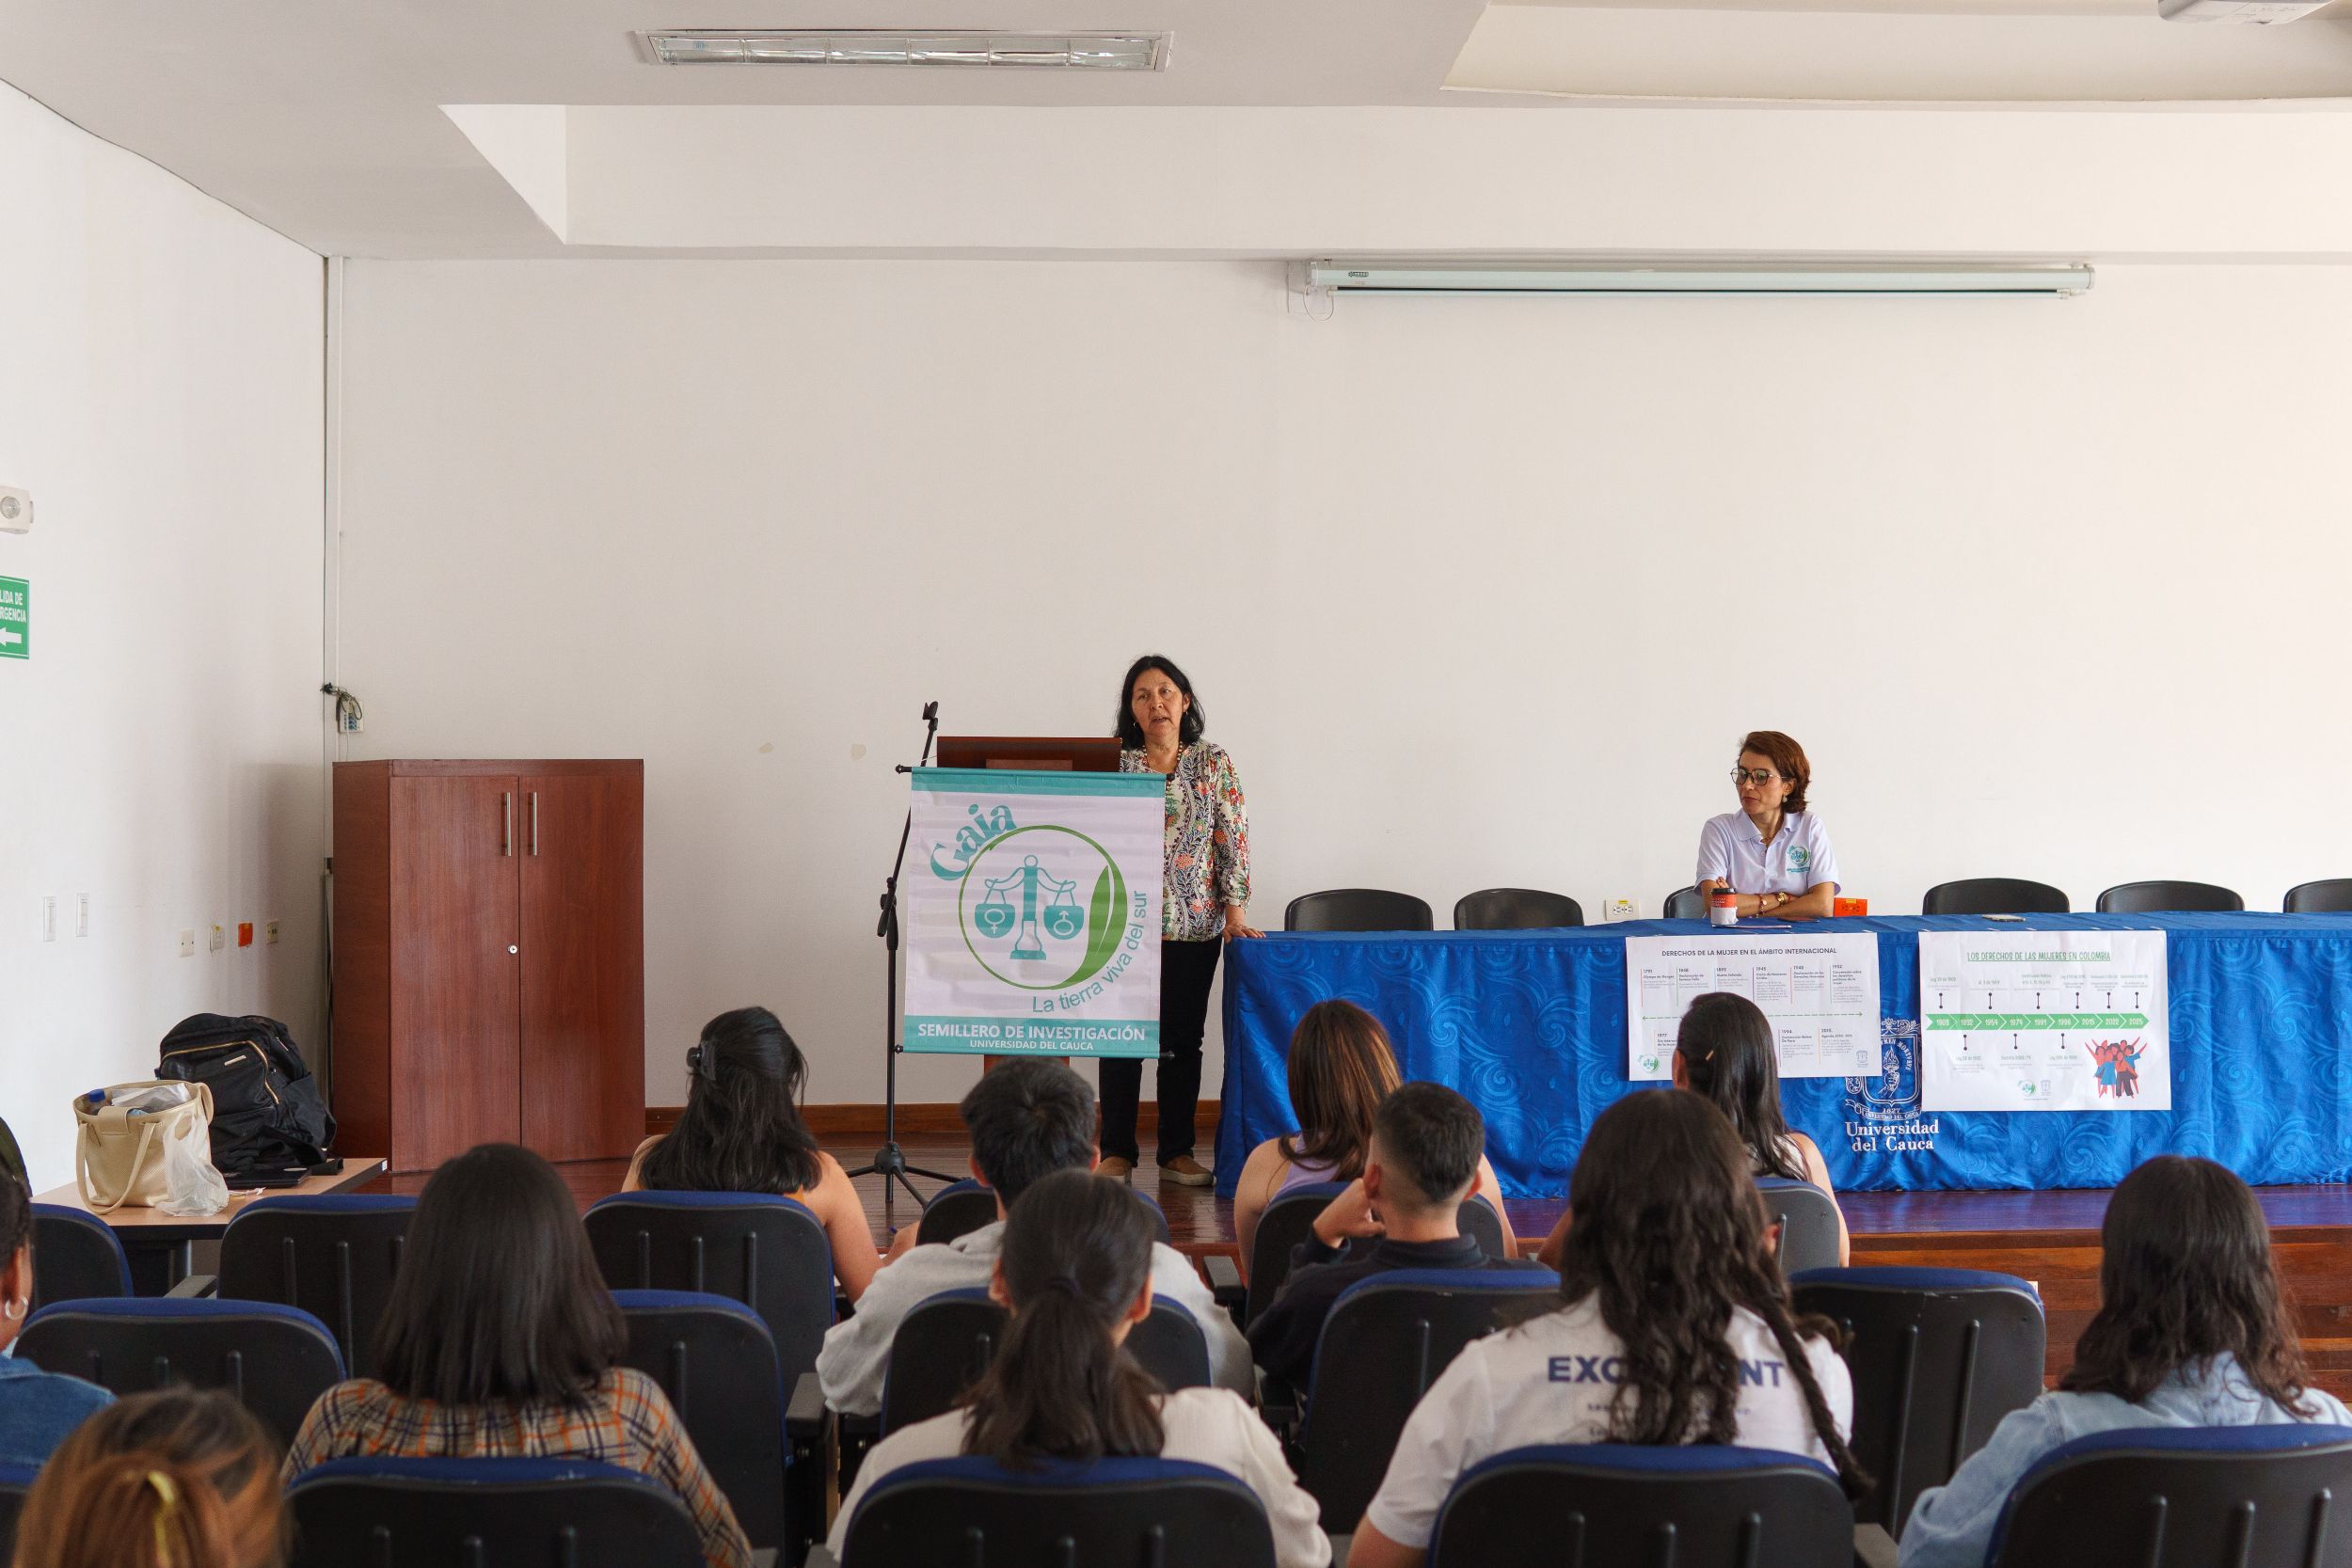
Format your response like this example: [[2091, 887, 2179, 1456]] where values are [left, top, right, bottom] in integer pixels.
[[901, 768, 1164, 1057]]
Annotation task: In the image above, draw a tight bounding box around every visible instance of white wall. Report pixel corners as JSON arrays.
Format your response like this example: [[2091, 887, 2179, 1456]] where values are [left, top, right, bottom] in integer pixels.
[[0, 83, 326, 1188], [332, 257, 2352, 1113]]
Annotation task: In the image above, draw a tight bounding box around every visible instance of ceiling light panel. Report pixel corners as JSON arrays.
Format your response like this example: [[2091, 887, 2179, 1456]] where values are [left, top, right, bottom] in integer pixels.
[[643, 30, 1169, 70]]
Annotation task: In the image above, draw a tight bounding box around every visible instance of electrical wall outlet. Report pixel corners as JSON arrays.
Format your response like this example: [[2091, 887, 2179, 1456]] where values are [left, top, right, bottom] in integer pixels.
[[208, 923, 225, 953], [40, 896, 56, 942], [1602, 896, 1638, 922], [265, 919, 280, 945], [179, 928, 197, 958]]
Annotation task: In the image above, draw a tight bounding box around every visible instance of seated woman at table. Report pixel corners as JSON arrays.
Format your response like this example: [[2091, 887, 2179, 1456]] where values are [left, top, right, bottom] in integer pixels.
[[1899, 1155, 2352, 1568], [0, 1173, 115, 1467], [1345, 1090, 1866, 1568], [1695, 730, 1841, 922], [1227, 1000, 1514, 1277], [622, 1005, 879, 1302]]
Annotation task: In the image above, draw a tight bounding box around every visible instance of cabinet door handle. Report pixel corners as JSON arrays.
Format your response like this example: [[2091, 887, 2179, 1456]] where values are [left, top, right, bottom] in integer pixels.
[[530, 792, 540, 857], [501, 791, 513, 857]]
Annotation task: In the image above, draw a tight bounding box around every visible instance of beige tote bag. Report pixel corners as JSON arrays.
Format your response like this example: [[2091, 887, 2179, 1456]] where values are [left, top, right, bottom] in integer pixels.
[[74, 1080, 214, 1212]]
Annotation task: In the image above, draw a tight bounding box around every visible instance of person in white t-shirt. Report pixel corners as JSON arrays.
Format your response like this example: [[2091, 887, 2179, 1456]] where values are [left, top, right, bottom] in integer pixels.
[[1695, 730, 1842, 922], [830, 1168, 1329, 1568], [1347, 1090, 1867, 1568]]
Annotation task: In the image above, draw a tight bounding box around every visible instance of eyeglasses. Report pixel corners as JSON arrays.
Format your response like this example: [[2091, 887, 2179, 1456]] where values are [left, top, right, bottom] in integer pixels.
[[1730, 768, 1782, 786]]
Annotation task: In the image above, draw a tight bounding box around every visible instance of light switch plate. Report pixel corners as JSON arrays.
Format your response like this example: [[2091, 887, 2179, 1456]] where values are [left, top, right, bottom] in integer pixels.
[[209, 923, 225, 952]]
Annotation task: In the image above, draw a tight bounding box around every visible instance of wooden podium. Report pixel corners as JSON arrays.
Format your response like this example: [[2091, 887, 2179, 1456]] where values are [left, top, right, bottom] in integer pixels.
[[331, 760, 644, 1172]]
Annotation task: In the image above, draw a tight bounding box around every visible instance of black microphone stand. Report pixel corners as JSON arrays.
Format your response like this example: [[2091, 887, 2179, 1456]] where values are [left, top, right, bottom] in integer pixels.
[[846, 701, 961, 1225]]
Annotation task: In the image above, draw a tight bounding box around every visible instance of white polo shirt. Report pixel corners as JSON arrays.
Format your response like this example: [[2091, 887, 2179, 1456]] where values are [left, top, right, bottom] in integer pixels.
[[1695, 810, 1841, 896], [1362, 1294, 1852, 1550]]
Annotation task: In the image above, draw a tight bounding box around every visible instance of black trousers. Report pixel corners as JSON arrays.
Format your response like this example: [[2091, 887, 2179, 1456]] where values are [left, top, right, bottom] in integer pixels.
[[1099, 936, 1223, 1164]]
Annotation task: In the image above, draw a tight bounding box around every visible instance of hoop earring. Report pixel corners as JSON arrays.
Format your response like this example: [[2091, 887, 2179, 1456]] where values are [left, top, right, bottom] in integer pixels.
[[2, 1297, 26, 1322]]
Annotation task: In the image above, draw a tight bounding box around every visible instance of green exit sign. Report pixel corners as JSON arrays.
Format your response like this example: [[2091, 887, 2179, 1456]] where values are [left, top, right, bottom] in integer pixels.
[[0, 577, 24, 660]]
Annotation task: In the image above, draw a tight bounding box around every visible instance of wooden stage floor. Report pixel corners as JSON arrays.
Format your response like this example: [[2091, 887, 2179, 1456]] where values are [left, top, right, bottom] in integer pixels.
[[437, 1133, 2352, 1399]]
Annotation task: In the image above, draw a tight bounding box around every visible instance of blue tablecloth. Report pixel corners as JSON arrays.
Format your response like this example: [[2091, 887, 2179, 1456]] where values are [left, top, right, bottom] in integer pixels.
[[1214, 913, 2352, 1197]]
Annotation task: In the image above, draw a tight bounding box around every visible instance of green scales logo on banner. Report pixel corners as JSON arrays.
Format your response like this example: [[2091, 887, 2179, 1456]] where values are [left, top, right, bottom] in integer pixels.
[[0, 578, 25, 660], [959, 824, 1130, 991]]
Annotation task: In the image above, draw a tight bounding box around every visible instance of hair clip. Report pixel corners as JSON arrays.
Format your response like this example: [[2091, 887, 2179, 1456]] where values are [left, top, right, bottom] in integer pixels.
[[687, 1041, 720, 1083], [146, 1470, 181, 1567]]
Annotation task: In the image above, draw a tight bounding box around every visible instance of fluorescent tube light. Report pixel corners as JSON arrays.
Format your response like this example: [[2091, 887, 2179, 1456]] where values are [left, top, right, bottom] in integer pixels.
[[643, 30, 1169, 70], [1306, 262, 2093, 297]]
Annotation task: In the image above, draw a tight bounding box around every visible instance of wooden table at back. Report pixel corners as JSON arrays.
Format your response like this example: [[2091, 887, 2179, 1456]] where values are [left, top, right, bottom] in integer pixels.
[[34, 1158, 389, 1294]]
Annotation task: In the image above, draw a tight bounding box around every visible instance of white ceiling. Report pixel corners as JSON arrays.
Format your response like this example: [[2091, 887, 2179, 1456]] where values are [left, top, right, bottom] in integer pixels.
[[2, 0, 2349, 258]]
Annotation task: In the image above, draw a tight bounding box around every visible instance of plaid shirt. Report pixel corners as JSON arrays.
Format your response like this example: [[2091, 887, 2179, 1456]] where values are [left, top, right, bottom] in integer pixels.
[[284, 1368, 750, 1568]]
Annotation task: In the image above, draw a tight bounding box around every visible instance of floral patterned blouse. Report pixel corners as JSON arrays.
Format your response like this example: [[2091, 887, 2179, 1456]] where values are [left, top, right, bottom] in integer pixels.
[[1121, 739, 1251, 942]]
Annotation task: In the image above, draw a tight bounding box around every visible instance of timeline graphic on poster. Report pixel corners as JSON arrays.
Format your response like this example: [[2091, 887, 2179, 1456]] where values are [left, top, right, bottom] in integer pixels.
[[1626, 933, 1881, 1081], [1918, 929, 2169, 1111]]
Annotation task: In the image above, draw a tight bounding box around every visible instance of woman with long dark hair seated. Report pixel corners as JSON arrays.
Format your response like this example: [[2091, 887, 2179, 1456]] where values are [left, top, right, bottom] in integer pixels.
[[1348, 1090, 1865, 1568], [1229, 1000, 1515, 1276], [625, 1005, 878, 1301], [286, 1143, 751, 1568], [830, 1168, 1329, 1567], [1899, 1155, 2352, 1567]]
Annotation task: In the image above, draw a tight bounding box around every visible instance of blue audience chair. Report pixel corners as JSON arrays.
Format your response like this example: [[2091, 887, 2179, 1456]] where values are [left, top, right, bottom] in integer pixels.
[[612, 1290, 787, 1557], [837, 1455, 1277, 1568], [914, 1177, 1174, 1248], [1245, 1182, 1510, 1327], [1756, 1177, 1844, 1276], [1987, 1424, 2352, 1568], [878, 1286, 1212, 1434], [17, 1297, 343, 1446], [28, 1205, 131, 1309], [286, 1456, 704, 1568], [217, 1193, 415, 1378], [0, 1461, 36, 1566], [1428, 1444, 1855, 1568], [1791, 1266, 2045, 1532], [1294, 1267, 1560, 1531]]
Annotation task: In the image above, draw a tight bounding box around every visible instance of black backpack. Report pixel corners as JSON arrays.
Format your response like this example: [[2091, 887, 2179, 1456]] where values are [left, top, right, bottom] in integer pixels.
[[156, 1014, 336, 1172]]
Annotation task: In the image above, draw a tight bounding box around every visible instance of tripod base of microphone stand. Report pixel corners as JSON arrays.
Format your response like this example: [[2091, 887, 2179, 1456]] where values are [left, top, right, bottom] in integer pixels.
[[845, 1142, 960, 1214]]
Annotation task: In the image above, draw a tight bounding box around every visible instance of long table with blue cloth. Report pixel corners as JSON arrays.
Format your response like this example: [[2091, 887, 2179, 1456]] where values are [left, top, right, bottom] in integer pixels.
[[1214, 912, 2352, 1198]]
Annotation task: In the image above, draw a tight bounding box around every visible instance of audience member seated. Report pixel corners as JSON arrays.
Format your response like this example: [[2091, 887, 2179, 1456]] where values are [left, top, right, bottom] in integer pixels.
[[1347, 1090, 1866, 1568], [0, 1173, 113, 1466], [283, 1143, 750, 1568], [1248, 1083, 1546, 1392], [1536, 992, 1850, 1268], [13, 1387, 284, 1568], [832, 1169, 1329, 1566], [1229, 1001, 1515, 1276], [816, 1060, 1250, 1417], [623, 1005, 880, 1302], [1899, 1155, 2352, 1568]]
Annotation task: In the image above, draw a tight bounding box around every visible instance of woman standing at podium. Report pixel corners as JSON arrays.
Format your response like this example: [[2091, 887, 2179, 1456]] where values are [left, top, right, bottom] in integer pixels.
[[1695, 730, 1842, 922], [1102, 654, 1259, 1188]]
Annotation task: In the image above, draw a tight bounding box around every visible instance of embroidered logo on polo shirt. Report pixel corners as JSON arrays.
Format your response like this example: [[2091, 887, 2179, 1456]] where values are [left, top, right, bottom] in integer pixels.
[[1788, 846, 1810, 873]]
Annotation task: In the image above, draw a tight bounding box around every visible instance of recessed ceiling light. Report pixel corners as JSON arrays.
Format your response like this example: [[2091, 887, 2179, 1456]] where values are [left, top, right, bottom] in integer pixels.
[[642, 30, 1169, 70]]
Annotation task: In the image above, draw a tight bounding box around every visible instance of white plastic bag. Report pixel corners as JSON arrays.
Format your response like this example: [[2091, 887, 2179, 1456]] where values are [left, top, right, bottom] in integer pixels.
[[156, 1108, 230, 1216]]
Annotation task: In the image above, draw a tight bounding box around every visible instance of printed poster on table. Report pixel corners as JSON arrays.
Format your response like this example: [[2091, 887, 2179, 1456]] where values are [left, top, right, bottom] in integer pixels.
[[1919, 929, 2169, 1111], [901, 767, 1164, 1058], [1627, 933, 1882, 1081]]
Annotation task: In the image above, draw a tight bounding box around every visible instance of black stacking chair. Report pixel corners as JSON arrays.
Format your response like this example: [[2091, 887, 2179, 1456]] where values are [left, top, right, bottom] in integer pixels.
[[28, 1205, 132, 1308], [838, 1455, 1277, 1568], [1756, 1177, 1844, 1276], [879, 1287, 1211, 1434], [285, 1457, 704, 1568], [612, 1290, 787, 1557], [1244, 1182, 1510, 1327], [1293, 1268, 1560, 1531], [2096, 879, 2243, 914], [1283, 889, 1434, 933], [1791, 1266, 2046, 1533], [217, 1194, 414, 1379], [914, 1178, 1172, 1248], [0, 1462, 35, 1567], [1987, 1425, 2352, 1568], [2284, 878, 2352, 913], [1429, 1443, 1855, 1568], [1923, 879, 2070, 916], [1663, 885, 1708, 921], [18, 1297, 344, 1446], [1454, 888, 1584, 930]]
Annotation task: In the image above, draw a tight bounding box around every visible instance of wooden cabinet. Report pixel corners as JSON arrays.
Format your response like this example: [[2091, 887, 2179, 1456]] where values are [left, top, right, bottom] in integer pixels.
[[332, 760, 644, 1172]]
